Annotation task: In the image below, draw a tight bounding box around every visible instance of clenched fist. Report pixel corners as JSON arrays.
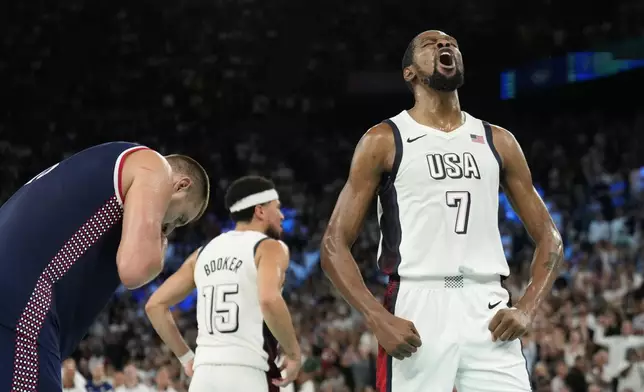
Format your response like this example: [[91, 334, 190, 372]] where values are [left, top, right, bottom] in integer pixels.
[[488, 307, 532, 342], [368, 310, 422, 360]]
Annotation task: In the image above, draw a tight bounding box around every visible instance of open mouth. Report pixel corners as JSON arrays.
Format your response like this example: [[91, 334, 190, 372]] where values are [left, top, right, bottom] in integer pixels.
[[438, 50, 455, 68]]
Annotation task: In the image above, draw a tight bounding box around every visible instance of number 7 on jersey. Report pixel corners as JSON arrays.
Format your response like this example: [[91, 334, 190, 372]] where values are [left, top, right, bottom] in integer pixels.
[[445, 191, 471, 234]]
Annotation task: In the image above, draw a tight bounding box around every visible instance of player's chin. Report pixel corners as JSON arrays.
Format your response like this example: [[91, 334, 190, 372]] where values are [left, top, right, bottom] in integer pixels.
[[267, 227, 283, 240]]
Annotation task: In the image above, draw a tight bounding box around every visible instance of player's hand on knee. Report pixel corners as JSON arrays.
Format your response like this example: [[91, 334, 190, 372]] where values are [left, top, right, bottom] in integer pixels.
[[488, 307, 531, 342], [272, 354, 302, 387], [371, 312, 422, 360]]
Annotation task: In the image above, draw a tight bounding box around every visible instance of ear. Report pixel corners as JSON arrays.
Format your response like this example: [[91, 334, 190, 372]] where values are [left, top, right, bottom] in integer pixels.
[[174, 176, 192, 192], [403, 66, 416, 84], [253, 204, 265, 221]]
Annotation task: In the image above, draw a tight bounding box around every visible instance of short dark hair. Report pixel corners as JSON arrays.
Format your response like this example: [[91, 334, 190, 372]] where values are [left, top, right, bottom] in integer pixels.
[[402, 37, 417, 92], [225, 175, 276, 223], [165, 154, 210, 219]]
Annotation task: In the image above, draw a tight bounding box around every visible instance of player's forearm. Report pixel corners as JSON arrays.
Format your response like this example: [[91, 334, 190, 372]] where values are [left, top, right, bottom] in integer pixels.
[[145, 237, 167, 282], [145, 305, 191, 358], [515, 228, 563, 317], [117, 240, 165, 289], [259, 296, 300, 359], [320, 235, 385, 321]]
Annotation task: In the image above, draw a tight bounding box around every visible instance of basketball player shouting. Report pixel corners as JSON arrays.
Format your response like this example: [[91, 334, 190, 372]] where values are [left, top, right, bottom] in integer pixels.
[[321, 30, 563, 391]]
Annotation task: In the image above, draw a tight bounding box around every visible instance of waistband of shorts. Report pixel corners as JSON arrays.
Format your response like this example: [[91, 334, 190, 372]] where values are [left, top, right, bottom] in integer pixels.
[[194, 345, 269, 372], [389, 274, 503, 289]]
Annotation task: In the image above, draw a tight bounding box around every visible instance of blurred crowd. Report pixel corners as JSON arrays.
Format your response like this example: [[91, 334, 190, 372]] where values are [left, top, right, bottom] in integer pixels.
[[2, 0, 644, 392], [1, 0, 644, 150]]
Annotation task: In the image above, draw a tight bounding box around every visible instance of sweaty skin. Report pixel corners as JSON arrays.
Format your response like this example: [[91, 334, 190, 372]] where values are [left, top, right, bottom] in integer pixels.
[[487, 125, 563, 340], [323, 29, 562, 351], [321, 124, 422, 360], [117, 150, 174, 289], [321, 124, 394, 320]]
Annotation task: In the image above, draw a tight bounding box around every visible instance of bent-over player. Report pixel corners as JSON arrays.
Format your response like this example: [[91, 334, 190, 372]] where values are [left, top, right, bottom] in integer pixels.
[[146, 175, 301, 392], [321, 30, 563, 392], [0, 142, 209, 392]]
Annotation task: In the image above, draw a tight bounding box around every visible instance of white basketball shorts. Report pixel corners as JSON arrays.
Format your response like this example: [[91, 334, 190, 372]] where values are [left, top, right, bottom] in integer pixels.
[[376, 275, 532, 392], [189, 364, 268, 392]]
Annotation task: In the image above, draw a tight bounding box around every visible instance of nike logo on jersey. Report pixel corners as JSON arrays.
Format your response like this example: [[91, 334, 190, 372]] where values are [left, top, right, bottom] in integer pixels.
[[406, 134, 427, 143], [488, 300, 502, 310]]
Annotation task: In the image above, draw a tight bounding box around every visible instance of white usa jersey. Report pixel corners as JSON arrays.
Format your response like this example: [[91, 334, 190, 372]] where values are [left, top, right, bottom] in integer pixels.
[[194, 230, 274, 371], [376, 110, 508, 278]]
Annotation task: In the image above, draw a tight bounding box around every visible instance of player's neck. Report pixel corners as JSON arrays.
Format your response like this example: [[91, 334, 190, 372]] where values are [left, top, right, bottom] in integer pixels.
[[234, 221, 266, 235], [410, 89, 463, 131]]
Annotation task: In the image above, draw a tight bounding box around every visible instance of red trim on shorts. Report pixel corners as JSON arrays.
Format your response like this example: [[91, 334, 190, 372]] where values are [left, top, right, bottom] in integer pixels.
[[376, 345, 389, 392], [117, 146, 149, 202], [376, 278, 400, 392]]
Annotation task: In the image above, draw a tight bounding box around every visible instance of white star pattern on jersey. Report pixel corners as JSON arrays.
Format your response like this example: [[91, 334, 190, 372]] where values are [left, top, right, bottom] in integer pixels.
[[11, 196, 123, 392]]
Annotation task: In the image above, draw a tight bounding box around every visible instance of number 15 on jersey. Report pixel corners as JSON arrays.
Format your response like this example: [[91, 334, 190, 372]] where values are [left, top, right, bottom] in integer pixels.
[[202, 284, 240, 334]]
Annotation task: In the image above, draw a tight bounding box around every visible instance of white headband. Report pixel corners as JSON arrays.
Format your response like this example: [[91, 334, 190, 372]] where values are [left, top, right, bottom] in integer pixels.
[[229, 189, 279, 213]]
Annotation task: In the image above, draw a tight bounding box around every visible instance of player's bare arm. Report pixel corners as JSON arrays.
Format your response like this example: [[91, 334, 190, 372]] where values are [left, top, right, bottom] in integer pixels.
[[488, 125, 564, 341], [117, 150, 173, 289], [255, 239, 301, 387], [321, 123, 421, 360], [145, 247, 200, 375], [321, 124, 391, 317]]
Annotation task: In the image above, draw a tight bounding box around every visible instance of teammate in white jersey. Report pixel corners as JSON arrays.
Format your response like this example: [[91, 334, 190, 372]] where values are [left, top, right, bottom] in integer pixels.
[[321, 30, 563, 392], [146, 176, 301, 392]]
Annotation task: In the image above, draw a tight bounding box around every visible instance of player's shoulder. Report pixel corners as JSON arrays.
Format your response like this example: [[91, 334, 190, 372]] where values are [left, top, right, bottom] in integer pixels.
[[254, 238, 289, 257], [469, 113, 517, 148], [122, 146, 171, 176], [475, 119, 524, 167], [355, 121, 396, 156], [486, 123, 520, 151], [486, 123, 513, 138], [363, 121, 396, 141]]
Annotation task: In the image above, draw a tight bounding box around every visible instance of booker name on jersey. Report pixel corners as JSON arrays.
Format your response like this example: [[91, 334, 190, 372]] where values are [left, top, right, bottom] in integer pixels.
[[193, 230, 280, 373]]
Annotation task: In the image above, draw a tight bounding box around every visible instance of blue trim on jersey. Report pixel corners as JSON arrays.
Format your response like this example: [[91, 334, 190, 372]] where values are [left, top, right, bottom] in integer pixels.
[[483, 122, 504, 180], [377, 120, 404, 276], [379, 119, 403, 193]]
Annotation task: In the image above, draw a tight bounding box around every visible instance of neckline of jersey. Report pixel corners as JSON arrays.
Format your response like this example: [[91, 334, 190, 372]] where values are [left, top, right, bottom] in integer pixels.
[[402, 110, 469, 139]]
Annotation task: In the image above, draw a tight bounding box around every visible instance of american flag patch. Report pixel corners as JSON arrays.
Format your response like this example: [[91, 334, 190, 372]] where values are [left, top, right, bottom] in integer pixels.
[[470, 134, 485, 144]]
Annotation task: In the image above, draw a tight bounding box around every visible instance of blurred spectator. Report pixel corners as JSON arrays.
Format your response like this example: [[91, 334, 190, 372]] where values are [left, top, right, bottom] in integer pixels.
[[115, 365, 149, 392], [589, 213, 611, 244], [86, 361, 114, 391], [593, 320, 644, 381], [551, 360, 568, 391], [565, 356, 589, 392], [151, 367, 176, 392], [62, 359, 86, 392], [616, 348, 644, 392]]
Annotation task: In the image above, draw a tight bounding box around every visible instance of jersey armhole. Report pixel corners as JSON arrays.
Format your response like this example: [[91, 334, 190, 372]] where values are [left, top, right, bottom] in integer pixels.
[[379, 119, 403, 194], [253, 237, 270, 257], [482, 121, 505, 181], [196, 245, 206, 258], [253, 237, 270, 267], [113, 146, 151, 206]]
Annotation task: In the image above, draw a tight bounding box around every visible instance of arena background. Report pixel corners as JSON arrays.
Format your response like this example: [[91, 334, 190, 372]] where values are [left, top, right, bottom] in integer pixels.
[[1, 0, 643, 391]]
